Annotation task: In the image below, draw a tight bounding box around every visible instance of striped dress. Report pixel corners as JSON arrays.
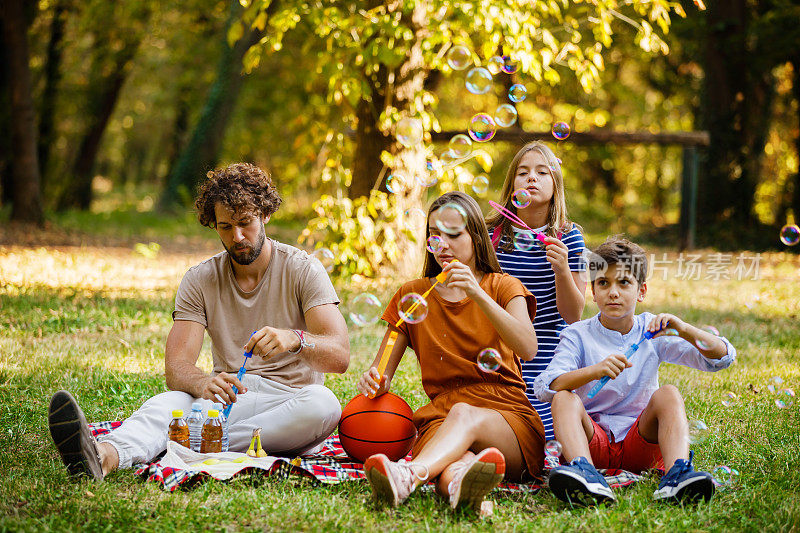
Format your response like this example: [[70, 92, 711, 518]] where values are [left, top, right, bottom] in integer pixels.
[[495, 223, 586, 440]]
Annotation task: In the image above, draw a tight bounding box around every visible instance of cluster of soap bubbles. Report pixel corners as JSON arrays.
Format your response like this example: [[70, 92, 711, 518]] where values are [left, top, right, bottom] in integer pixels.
[[780, 224, 799, 246], [766, 376, 794, 408], [544, 439, 562, 469]]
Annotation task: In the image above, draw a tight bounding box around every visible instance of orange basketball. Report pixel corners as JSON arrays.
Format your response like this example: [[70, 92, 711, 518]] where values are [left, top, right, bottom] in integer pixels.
[[338, 392, 417, 463]]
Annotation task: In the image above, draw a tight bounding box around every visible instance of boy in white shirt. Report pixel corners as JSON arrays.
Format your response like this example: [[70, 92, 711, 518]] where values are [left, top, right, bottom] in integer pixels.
[[534, 236, 735, 506]]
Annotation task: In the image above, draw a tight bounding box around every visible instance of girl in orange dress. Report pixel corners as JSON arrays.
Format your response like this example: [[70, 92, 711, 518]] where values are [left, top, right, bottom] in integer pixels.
[[357, 191, 545, 513]]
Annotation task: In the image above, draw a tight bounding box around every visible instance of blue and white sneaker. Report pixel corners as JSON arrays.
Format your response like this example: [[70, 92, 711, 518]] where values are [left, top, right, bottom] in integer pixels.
[[548, 456, 615, 507], [653, 451, 715, 503]]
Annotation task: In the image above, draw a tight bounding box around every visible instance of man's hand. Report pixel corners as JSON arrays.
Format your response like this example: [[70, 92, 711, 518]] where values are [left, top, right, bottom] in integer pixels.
[[591, 353, 632, 381], [245, 326, 301, 360], [199, 372, 247, 405]]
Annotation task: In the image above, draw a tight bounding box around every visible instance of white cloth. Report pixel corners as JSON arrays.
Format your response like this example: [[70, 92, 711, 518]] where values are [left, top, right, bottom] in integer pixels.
[[533, 312, 736, 440], [159, 441, 279, 480], [99, 374, 341, 469]]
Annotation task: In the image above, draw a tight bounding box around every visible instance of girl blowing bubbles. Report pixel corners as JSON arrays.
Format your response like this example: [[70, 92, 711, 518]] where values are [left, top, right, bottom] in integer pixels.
[[485, 142, 587, 441], [358, 192, 545, 513]]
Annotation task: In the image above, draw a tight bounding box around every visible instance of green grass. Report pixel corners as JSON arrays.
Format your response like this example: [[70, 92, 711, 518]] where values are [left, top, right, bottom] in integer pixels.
[[2, 219, 800, 531]]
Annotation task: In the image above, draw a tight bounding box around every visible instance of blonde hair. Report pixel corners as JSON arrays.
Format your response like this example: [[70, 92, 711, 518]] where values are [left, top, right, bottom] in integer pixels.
[[485, 141, 578, 251]]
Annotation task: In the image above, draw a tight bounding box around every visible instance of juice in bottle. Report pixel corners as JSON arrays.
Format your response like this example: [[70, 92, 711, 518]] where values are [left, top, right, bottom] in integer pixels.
[[200, 409, 223, 453]]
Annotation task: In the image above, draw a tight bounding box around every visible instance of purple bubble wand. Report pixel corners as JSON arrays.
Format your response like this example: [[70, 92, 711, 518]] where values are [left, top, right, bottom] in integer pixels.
[[488, 201, 548, 245]]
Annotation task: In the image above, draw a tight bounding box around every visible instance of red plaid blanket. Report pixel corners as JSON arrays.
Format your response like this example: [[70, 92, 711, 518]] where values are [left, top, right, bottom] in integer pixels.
[[90, 421, 644, 493]]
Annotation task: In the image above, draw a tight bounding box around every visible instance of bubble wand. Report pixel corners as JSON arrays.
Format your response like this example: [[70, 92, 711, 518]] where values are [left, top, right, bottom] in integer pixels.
[[586, 327, 663, 399], [488, 201, 548, 245], [222, 331, 257, 418], [370, 266, 453, 398]]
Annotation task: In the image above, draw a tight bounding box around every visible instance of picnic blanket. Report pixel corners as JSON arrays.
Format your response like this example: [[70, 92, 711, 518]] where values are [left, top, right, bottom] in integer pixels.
[[90, 421, 645, 493]]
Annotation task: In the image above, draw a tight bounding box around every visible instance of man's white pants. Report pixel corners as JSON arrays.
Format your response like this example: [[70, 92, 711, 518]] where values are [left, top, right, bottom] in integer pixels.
[[99, 375, 342, 469]]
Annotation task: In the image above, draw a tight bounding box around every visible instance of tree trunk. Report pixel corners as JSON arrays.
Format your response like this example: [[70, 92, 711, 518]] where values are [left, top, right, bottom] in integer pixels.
[[790, 58, 800, 223], [37, 0, 68, 193], [1, 0, 43, 224], [349, 88, 391, 199], [57, 41, 142, 211], [159, 0, 267, 211]]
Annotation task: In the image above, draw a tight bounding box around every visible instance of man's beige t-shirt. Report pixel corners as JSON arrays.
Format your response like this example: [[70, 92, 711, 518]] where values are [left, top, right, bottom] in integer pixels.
[[172, 239, 340, 388]]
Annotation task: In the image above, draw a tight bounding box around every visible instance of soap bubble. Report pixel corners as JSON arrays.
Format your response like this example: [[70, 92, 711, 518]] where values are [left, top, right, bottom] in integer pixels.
[[663, 328, 680, 337], [513, 232, 537, 252], [468, 113, 497, 142], [386, 174, 407, 194], [551, 121, 571, 140], [501, 55, 518, 74], [545, 440, 563, 457], [775, 388, 795, 408], [767, 376, 783, 394], [349, 293, 382, 327], [434, 202, 468, 235], [494, 104, 518, 127], [440, 150, 457, 168], [696, 325, 720, 350], [396, 117, 423, 147], [426, 235, 444, 253], [712, 465, 739, 487], [471, 175, 490, 196], [780, 224, 800, 246], [512, 188, 532, 209], [426, 158, 444, 176], [687, 419, 709, 445], [465, 67, 493, 95], [486, 55, 504, 75], [477, 348, 501, 372], [508, 84, 527, 103], [446, 45, 472, 70], [398, 292, 429, 324], [721, 391, 738, 408], [404, 208, 427, 230], [311, 248, 335, 273], [416, 171, 439, 188], [448, 134, 473, 158]]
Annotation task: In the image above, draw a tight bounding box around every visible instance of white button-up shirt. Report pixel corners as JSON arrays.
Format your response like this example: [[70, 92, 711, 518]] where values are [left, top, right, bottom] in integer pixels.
[[533, 312, 736, 441]]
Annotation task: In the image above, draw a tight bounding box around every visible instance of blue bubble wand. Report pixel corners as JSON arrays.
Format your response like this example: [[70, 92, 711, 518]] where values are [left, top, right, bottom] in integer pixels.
[[222, 331, 257, 418], [586, 327, 663, 399]]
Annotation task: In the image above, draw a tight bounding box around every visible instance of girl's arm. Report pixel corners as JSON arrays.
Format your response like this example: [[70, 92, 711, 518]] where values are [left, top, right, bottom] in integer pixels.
[[545, 237, 586, 324], [356, 327, 410, 397], [445, 261, 537, 359]]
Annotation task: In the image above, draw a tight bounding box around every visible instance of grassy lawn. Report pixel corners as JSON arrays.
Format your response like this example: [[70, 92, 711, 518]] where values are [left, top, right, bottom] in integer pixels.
[[1, 209, 800, 531]]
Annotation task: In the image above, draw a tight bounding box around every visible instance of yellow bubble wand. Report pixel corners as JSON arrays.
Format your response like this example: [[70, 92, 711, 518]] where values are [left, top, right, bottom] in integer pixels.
[[371, 263, 454, 397]]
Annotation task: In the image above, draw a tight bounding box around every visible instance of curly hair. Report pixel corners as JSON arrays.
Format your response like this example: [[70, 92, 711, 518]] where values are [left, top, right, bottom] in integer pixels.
[[195, 163, 282, 228]]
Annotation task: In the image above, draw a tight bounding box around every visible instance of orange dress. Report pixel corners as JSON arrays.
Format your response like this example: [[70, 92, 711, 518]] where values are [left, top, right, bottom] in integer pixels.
[[382, 272, 545, 479]]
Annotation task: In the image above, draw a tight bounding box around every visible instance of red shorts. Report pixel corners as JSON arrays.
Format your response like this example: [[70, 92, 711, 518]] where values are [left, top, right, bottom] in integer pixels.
[[588, 414, 664, 473]]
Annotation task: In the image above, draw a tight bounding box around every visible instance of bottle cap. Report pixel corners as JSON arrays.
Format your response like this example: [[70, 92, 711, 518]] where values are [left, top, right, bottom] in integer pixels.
[[172, 410, 184, 418], [191, 402, 202, 411], [207, 409, 219, 418]]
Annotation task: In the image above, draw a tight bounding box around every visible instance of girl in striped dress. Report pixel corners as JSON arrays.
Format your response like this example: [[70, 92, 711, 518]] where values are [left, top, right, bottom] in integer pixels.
[[486, 141, 587, 441]]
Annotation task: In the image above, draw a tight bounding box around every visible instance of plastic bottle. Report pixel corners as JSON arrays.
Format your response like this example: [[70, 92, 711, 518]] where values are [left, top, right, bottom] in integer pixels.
[[212, 402, 229, 452], [200, 409, 223, 453], [186, 402, 204, 452], [168, 410, 190, 448]]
